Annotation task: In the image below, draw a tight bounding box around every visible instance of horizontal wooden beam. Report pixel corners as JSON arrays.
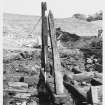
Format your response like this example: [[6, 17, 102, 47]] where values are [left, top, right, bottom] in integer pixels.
[[64, 72, 102, 84], [4, 88, 38, 95], [64, 72, 94, 82], [64, 81, 88, 102]]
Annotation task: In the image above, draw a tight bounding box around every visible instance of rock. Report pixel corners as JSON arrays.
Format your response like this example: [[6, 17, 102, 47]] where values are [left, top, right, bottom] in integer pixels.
[[16, 102, 21, 105], [21, 101, 27, 105], [13, 93, 31, 99], [27, 101, 37, 105], [86, 58, 93, 64]]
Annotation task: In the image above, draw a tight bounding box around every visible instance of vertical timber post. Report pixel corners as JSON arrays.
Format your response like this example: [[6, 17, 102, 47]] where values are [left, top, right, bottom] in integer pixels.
[[48, 10, 65, 95], [38, 2, 49, 103], [41, 2, 48, 75]]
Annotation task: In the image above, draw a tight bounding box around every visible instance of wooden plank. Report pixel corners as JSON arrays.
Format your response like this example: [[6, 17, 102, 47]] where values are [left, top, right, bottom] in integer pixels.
[[91, 86, 99, 105], [4, 88, 38, 94], [8, 82, 28, 88], [48, 10, 65, 95], [64, 72, 95, 82], [4, 75, 39, 85], [64, 72, 102, 85], [87, 86, 101, 105], [12, 93, 31, 99], [64, 81, 87, 102], [4, 74, 39, 80]]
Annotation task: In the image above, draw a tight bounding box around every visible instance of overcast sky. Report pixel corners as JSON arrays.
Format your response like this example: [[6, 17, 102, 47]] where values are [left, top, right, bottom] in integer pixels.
[[3, 0, 103, 18]]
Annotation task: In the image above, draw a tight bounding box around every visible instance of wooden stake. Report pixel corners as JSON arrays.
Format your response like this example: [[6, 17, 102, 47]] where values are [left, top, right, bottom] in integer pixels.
[[48, 10, 65, 95], [41, 2, 48, 71]]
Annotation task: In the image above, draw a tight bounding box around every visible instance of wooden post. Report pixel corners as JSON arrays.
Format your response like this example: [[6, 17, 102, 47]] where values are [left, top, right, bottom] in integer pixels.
[[48, 10, 65, 95], [41, 2, 48, 73], [38, 2, 48, 95]]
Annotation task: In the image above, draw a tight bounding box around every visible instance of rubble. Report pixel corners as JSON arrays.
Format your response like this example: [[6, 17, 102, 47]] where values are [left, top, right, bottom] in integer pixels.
[[3, 2, 102, 105]]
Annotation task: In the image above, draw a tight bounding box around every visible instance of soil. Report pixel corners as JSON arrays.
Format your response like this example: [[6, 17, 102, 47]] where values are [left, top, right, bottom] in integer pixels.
[[3, 13, 102, 105]]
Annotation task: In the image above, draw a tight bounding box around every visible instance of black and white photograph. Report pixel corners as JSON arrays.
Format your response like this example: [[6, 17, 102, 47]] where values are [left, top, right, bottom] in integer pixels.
[[3, 0, 103, 105]]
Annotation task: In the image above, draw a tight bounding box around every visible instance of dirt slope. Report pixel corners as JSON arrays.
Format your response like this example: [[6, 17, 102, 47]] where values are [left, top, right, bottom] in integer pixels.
[[3, 13, 102, 49], [3, 13, 102, 38]]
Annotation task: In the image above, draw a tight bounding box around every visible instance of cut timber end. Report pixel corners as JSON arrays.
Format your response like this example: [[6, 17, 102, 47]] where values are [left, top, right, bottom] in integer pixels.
[[48, 10, 65, 95]]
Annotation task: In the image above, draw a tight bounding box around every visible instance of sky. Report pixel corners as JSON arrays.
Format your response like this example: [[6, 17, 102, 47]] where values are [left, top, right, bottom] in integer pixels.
[[3, 0, 103, 18]]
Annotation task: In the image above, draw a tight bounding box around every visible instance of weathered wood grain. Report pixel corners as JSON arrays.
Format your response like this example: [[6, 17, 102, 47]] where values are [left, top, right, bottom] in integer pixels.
[[48, 10, 65, 95]]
